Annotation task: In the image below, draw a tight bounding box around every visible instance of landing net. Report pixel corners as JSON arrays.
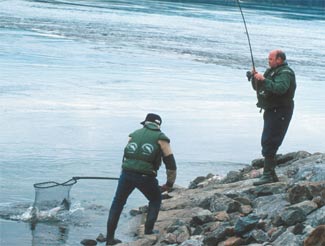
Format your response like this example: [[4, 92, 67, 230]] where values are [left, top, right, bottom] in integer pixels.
[[33, 178, 77, 211]]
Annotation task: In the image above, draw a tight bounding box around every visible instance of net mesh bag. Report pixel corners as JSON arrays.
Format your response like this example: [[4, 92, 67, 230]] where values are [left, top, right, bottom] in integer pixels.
[[33, 179, 77, 211]]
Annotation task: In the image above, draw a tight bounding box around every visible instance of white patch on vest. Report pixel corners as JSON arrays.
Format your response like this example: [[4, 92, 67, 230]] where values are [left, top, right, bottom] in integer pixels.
[[141, 143, 154, 156], [126, 142, 138, 153]]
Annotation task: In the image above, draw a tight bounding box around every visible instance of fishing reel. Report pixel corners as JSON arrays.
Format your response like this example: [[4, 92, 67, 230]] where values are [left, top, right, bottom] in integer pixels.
[[246, 71, 253, 81]]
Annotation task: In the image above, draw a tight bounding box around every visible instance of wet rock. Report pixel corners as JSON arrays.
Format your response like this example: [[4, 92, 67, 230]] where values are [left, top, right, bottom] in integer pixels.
[[80, 239, 97, 245], [96, 233, 106, 243]]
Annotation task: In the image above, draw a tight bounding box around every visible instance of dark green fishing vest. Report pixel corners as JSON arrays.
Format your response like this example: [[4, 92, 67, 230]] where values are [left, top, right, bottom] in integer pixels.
[[122, 123, 170, 176], [257, 63, 296, 110]]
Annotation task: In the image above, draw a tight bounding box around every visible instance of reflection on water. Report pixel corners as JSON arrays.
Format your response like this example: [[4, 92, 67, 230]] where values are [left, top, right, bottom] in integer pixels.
[[31, 222, 70, 246]]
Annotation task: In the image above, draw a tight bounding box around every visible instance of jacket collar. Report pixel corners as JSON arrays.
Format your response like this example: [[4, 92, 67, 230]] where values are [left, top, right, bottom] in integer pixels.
[[144, 122, 161, 131]]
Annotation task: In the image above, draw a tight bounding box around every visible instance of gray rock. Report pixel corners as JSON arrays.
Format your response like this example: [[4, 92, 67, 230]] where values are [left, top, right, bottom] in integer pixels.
[[179, 239, 203, 246], [250, 182, 287, 197], [189, 176, 207, 189], [96, 233, 106, 243], [291, 223, 305, 235], [221, 171, 242, 184], [293, 164, 325, 182], [287, 184, 313, 204], [164, 220, 191, 244], [234, 214, 260, 236], [190, 212, 215, 226], [305, 205, 325, 227], [129, 205, 148, 216], [80, 239, 97, 246], [251, 158, 264, 169], [209, 193, 241, 213], [280, 207, 306, 226], [251, 229, 270, 243], [272, 230, 302, 246], [290, 200, 318, 216], [277, 151, 311, 166], [203, 222, 233, 246], [120, 238, 157, 246], [233, 196, 252, 206], [253, 194, 289, 219], [269, 226, 286, 242]]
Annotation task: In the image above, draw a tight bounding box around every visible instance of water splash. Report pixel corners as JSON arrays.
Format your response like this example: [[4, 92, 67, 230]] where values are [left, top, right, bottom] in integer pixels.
[[1, 201, 85, 224]]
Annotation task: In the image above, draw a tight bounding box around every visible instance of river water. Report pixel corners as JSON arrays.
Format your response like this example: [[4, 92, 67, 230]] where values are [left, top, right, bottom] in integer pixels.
[[0, 0, 324, 245]]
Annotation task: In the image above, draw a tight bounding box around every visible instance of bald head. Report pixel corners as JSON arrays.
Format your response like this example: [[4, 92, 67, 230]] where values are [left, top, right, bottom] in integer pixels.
[[268, 49, 286, 68]]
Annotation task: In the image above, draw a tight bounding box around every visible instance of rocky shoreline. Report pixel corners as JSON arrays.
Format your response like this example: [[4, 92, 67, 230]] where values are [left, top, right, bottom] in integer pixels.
[[84, 151, 324, 246], [129, 151, 325, 246]]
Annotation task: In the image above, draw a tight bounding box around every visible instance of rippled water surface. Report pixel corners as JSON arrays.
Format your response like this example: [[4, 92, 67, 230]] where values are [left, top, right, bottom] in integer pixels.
[[1, 0, 324, 245]]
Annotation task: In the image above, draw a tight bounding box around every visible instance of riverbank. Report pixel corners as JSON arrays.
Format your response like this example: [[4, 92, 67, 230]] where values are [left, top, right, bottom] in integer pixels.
[[91, 150, 325, 246]]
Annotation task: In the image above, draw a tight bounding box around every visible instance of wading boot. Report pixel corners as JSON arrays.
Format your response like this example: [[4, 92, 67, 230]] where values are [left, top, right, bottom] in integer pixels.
[[106, 238, 122, 246], [271, 170, 279, 182], [253, 157, 278, 186]]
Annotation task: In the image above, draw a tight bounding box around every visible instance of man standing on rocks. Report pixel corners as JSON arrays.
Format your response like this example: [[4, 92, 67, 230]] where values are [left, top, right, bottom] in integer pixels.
[[106, 113, 177, 245], [251, 49, 296, 186]]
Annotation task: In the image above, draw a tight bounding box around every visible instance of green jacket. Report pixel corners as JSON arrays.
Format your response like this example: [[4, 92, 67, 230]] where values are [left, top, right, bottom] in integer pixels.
[[256, 63, 296, 109], [122, 123, 170, 176]]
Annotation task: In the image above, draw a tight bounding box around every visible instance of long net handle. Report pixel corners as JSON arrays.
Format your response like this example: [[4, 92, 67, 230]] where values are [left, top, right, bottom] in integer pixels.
[[72, 176, 119, 180]]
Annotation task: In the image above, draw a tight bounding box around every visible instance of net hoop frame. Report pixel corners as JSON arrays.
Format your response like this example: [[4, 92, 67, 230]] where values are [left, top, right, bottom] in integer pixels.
[[33, 178, 77, 189]]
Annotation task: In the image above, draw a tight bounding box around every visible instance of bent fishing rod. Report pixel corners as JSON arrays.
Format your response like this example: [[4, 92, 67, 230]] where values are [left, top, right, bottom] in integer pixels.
[[236, 0, 255, 71], [236, 0, 260, 97]]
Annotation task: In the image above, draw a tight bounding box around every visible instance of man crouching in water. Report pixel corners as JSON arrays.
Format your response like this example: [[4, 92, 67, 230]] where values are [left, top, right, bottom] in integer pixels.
[[251, 50, 296, 185], [106, 113, 177, 245]]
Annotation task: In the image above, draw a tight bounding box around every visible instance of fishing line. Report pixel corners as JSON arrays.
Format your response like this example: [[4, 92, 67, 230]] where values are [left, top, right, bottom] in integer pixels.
[[236, 0, 255, 70]]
